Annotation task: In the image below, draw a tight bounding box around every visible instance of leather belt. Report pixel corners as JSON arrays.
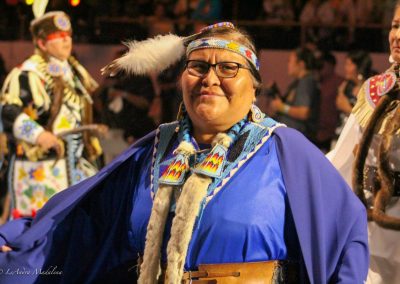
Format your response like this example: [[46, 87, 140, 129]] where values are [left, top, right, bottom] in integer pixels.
[[181, 260, 298, 284]]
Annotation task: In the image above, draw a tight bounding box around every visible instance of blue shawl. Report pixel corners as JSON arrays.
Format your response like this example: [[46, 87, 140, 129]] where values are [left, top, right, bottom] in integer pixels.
[[0, 126, 368, 283]]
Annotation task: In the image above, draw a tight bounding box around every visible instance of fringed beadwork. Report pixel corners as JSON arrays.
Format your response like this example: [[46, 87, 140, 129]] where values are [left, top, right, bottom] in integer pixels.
[[159, 115, 193, 186]]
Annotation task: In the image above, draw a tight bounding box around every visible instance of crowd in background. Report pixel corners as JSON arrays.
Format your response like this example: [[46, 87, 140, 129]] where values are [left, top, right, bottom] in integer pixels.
[[257, 46, 374, 153], [0, 0, 390, 161], [0, 0, 397, 51]]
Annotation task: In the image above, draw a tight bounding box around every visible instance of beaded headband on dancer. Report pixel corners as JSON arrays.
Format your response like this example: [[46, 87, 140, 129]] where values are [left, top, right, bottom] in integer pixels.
[[101, 22, 260, 77]]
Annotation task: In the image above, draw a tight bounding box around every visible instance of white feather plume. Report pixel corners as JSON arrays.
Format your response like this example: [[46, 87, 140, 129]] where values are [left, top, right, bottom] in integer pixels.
[[32, 0, 49, 19], [101, 34, 185, 76]]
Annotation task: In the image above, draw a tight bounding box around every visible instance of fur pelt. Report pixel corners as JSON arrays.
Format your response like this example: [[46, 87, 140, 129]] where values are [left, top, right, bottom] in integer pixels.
[[352, 94, 394, 219], [165, 133, 232, 283], [138, 184, 174, 284], [373, 102, 400, 230], [165, 173, 211, 283]]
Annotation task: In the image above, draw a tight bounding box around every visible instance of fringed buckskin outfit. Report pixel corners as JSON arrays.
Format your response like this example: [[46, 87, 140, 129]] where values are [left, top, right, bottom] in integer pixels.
[[0, 51, 101, 218], [328, 65, 400, 283], [0, 115, 368, 283]]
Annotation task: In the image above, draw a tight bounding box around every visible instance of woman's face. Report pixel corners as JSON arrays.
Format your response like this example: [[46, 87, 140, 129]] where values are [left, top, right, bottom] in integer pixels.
[[344, 57, 357, 81], [181, 48, 256, 134], [389, 7, 400, 63]]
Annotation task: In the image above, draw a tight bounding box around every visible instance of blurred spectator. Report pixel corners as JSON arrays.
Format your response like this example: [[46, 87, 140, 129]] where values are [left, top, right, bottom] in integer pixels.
[[94, 73, 156, 142], [332, 50, 372, 148], [174, 0, 200, 18], [353, 0, 374, 24], [270, 47, 320, 141], [236, 0, 264, 20], [352, 0, 383, 51], [262, 0, 294, 22], [93, 50, 156, 163], [147, 2, 174, 36], [314, 51, 343, 152], [290, 0, 307, 21], [256, 81, 282, 117], [0, 54, 7, 86], [191, 0, 222, 21], [148, 59, 183, 125], [300, 0, 330, 45], [124, 0, 154, 19], [94, 72, 156, 162]]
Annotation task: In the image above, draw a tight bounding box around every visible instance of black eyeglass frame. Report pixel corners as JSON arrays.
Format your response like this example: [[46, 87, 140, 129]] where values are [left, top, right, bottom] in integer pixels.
[[185, 60, 252, 78]]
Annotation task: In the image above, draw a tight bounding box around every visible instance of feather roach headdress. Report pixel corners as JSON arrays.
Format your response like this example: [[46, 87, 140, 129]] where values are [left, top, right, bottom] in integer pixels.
[[30, 0, 71, 40]]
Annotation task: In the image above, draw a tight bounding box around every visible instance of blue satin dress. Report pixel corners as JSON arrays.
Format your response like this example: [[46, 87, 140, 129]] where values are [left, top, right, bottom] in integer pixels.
[[129, 136, 299, 270]]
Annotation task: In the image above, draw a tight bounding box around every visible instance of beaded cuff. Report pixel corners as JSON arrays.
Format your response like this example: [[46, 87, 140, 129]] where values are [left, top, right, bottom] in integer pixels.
[[13, 113, 44, 144]]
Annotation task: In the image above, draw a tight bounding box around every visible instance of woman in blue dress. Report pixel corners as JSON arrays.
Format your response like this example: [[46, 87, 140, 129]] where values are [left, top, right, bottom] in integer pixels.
[[0, 22, 368, 283]]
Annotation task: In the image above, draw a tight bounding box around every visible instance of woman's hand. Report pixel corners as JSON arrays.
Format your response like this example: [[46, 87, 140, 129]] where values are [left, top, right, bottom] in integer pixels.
[[1, 245, 12, 252], [36, 131, 63, 156]]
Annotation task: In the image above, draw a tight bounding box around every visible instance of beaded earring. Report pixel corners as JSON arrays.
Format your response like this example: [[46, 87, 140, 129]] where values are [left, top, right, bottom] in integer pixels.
[[249, 104, 264, 123]]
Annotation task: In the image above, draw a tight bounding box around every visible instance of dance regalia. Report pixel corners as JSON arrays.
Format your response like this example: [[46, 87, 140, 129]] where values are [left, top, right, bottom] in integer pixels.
[[0, 53, 101, 218], [0, 118, 368, 283], [328, 67, 400, 283]]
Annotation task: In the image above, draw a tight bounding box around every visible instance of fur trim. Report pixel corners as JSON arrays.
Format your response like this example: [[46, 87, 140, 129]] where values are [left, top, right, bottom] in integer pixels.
[[165, 173, 211, 283], [174, 140, 196, 156], [212, 132, 233, 148], [139, 140, 196, 283], [101, 34, 185, 76], [138, 185, 174, 284]]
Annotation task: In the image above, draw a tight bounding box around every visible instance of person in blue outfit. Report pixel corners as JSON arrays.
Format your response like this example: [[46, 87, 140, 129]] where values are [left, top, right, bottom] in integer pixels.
[[0, 22, 368, 283]]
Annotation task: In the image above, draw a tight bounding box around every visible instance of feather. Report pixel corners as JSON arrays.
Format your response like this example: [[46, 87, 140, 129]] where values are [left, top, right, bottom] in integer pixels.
[[32, 0, 49, 19], [101, 34, 185, 77]]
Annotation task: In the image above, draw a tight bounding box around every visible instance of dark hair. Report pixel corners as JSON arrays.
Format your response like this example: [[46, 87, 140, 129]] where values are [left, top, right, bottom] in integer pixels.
[[295, 47, 316, 70], [320, 51, 336, 66], [347, 50, 372, 80]]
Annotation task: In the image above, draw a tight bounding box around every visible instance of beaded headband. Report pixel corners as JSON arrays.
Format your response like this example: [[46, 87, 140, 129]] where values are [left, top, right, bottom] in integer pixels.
[[186, 38, 260, 71], [101, 22, 261, 76]]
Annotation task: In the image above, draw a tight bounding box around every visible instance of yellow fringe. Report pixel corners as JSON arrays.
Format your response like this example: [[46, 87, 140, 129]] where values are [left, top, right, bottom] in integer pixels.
[[352, 66, 400, 135]]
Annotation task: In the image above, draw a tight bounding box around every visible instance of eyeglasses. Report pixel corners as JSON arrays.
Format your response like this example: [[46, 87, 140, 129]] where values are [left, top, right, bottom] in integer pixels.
[[185, 60, 251, 78]]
